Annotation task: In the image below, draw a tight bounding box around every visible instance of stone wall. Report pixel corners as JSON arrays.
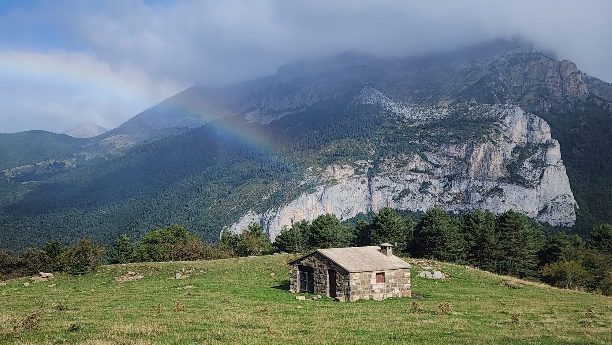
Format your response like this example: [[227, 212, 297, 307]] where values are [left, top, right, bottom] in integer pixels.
[[290, 253, 411, 302], [348, 269, 411, 302], [289, 253, 349, 298]]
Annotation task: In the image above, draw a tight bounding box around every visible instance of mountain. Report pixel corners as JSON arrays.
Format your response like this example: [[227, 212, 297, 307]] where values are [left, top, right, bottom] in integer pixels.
[[63, 123, 109, 138], [1, 39, 611, 249]]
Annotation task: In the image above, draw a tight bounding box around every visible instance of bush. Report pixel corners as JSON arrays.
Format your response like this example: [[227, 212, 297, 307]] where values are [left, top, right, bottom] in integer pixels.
[[134, 225, 203, 262], [58, 238, 104, 275]]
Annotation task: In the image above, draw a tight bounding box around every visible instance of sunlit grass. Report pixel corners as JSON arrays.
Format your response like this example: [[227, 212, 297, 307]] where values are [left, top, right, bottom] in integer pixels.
[[0, 255, 610, 344]]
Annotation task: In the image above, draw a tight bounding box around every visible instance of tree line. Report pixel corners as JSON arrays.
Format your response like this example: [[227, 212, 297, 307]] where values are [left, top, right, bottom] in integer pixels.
[[1, 208, 610, 295], [272, 207, 611, 295]]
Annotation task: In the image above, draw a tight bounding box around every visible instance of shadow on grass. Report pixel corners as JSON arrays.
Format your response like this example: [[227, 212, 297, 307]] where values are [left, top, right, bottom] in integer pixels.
[[271, 279, 290, 291]]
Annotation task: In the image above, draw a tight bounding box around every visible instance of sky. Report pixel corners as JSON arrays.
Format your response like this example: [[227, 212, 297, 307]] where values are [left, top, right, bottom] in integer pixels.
[[0, 0, 611, 134]]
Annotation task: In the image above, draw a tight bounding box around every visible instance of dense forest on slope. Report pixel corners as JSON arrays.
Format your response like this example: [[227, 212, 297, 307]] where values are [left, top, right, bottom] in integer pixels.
[[0, 131, 86, 170], [537, 101, 612, 235], [0, 121, 303, 249]]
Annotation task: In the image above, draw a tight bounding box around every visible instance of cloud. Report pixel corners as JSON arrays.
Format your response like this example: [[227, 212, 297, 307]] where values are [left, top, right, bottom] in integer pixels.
[[1, 0, 611, 133], [61, 0, 612, 84], [0, 50, 183, 133]]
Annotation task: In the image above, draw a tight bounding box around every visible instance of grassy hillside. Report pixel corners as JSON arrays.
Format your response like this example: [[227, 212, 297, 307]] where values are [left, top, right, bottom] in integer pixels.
[[1, 255, 610, 344]]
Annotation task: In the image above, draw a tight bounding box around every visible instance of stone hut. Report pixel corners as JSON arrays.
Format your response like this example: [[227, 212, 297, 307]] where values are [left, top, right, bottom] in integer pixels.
[[288, 244, 411, 302]]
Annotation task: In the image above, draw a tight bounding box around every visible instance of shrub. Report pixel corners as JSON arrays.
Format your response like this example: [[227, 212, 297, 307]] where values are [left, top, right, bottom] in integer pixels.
[[134, 225, 204, 262], [58, 238, 105, 275]]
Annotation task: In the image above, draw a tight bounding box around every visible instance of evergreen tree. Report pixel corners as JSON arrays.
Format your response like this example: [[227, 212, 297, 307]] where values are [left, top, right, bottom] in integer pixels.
[[274, 220, 309, 253], [107, 234, 135, 264], [370, 207, 413, 253], [219, 229, 240, 255], [460, 209, 498, 270], [42, 240, 64, 271], [413, 207, 463, 262], [539, 232, 584, 265], [353, 218, 371, 246], [586, 223, 612, 254], [495, 210, 544, 279], [309, 213, 351, 248], [235, 223, 272, 256]]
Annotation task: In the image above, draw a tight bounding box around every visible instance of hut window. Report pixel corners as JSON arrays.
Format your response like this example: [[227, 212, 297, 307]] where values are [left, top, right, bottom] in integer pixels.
[[298, 265, 314, 293], [376, 272, 385, 283]]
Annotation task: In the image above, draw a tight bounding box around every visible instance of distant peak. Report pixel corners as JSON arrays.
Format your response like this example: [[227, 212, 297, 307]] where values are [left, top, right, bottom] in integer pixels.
[[63, 123, 109, 138]]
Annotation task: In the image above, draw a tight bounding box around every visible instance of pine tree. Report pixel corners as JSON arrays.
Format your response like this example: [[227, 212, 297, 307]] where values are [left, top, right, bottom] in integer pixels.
[[370, 207, 412, 253], [495, 210, 543, 279], [460, 209, 498, 269], [353, 219, 371, 246], [413, 207, 463, 262], [309, 213, 351, 249], [106, 234, 135, 264], [274, 220, 309, 253]]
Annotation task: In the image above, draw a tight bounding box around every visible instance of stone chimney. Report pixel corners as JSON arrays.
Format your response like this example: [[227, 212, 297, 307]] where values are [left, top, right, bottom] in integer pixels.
[[380, 243, 393, 257]]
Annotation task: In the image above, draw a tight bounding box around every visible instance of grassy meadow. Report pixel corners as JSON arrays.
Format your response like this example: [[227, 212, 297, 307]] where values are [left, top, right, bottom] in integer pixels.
[[0, 254, 610, 344]]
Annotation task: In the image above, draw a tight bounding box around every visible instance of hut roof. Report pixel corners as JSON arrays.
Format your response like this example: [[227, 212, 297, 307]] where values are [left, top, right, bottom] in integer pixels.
[[291, 246, 411, 273]]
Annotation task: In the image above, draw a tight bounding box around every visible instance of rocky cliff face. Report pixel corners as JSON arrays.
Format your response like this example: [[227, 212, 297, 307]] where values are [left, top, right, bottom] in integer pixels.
[[230, 103, 576, 239]]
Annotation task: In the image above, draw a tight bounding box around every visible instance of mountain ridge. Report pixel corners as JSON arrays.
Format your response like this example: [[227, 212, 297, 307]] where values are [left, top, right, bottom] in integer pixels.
[[0, 39, 611, 249]]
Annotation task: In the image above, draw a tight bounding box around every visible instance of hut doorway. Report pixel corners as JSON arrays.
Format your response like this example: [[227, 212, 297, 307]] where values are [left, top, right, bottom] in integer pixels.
[[328, 269, 337, 298]]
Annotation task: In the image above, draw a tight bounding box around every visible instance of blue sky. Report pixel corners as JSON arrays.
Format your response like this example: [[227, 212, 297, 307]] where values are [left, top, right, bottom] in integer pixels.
[[1, 0, 611, 134]]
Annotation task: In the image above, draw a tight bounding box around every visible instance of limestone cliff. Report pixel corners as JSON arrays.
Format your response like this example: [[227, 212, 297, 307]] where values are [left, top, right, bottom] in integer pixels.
[[229, 102, 576, 239]]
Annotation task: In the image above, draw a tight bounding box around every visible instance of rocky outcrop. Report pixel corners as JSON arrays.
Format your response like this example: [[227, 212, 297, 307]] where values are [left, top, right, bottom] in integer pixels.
[[229, 104, 576, 239]]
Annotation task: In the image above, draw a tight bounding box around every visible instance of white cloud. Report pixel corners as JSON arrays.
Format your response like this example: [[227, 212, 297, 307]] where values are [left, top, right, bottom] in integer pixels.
[[1, 0, 611, 133], [0, 50, 184, 133]]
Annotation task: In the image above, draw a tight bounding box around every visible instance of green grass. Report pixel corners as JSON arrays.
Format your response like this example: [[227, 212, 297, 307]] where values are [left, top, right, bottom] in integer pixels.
[[1, 255, 610, 344]]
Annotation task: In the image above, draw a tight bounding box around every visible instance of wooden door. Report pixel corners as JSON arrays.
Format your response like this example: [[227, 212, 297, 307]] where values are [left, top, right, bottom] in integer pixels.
[[328, 269, 337, 298]]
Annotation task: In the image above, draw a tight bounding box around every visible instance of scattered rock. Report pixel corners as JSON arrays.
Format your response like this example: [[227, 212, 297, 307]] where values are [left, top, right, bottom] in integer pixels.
[[31, 276, 47, 283], [30, 272, 55, 284], [269, 272, 276, 277], [296, 306, 302, 309], [48, 284, 56, 288], [432, 271, 444, 279], [176, 285, 194, 290], [23, 282, 31, 287], [115, 272, 144, 283], [418, 270, 447, 279], [296, 296, 306, 301]]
